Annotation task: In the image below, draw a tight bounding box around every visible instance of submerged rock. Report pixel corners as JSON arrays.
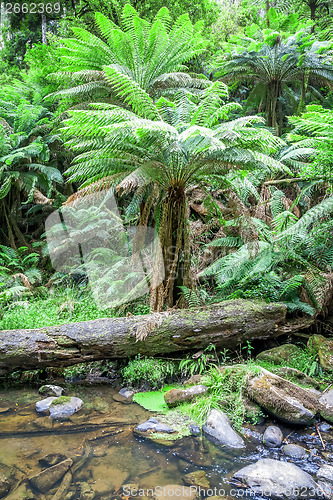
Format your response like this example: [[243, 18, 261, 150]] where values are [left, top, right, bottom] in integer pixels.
[[283, 444, 307, 459], [256, 344, 303, 365], [183, 470, 210, 488], [39, 385, 64, 397], [113, 387, 134, 404], [39, 454, 68, 467], [246, 368, 318, 425], [164, 385, 208, 407], [233, 458, 321, 499], [29, 458, 73, 493], [263, 425, 283, 448], [318, 390, 333, 423], [202, 409, 245, 449]]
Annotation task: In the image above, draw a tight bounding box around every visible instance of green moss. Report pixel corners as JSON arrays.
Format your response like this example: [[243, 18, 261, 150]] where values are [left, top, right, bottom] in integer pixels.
[[50, 396, 71, 406], [133, 385, 178, 411]]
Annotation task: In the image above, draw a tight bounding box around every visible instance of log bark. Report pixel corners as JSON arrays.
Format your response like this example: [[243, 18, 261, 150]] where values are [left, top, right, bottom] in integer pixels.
[[0, 300, 288, 374]]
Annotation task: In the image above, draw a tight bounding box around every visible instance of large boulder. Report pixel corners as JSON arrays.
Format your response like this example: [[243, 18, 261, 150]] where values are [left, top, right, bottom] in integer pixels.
[[164, 385, 208, 408], [233, 458, 322, 499], [263, 426, 283, 448], [29, 458, 73, 493], [318, 390, 333, 423], [246, 368, 318, 425], [317, 464, 333, 486], [256, 344, 302, 365], [202, 409, 245, 449]]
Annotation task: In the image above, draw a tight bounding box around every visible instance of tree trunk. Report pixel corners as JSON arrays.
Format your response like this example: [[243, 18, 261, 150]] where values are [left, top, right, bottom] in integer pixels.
[[0, 300, 288, 375], [41, 14, 47, 44]]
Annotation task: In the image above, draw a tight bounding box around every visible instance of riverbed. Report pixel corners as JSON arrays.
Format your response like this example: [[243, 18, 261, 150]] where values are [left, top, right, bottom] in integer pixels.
[[0, 384, 332, 499]]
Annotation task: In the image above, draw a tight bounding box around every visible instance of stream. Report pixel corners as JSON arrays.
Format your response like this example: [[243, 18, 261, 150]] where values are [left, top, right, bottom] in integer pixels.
[[0, 384, 332, 499]]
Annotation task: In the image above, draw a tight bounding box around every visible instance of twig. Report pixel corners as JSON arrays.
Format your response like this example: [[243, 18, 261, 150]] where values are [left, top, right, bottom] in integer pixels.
[[315, 423, 326, 450], [323, 383, 332, 394]]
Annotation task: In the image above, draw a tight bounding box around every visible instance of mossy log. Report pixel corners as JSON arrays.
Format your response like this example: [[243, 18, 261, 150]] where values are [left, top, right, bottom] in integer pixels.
[[0, 300, 289, 374]]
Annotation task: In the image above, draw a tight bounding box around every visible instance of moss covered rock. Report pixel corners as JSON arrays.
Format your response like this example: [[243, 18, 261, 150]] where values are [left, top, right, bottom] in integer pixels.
[[246, 368, 318, 425], [318, 340, 333, 371], [256, 344, 302, 365]]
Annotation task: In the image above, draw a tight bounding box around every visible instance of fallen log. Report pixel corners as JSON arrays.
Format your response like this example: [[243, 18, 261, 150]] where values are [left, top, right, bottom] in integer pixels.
[[0, 300, 288, 374]]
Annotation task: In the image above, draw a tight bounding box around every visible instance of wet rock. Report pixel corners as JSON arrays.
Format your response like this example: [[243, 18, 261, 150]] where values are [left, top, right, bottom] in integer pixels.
[[0, 407, 10, 414], [318, 340, 333, 371], [202, 409, 245, 449], [39, 454, 68, 467], [153, 484, 199, 500], [49, 397, 83, 419], [318, 390, 333, 423], [80, 482, 96, 499], [184, 375, 204, 387], [263, 425, 283, 448], [164, 385, 208, 408], [319, 422, 332, 432], [134, 417, 174, 434], [113, 388, 134, 404], [36, 396, 57, 413], [183, 470, 210, 488], [39, 385, 64, 397], [246, 368, 318, 425], [317, 465, 333, 486], [256, 344, 303, 365], [119, 388, 134, 399], [283, 444, 307, 459], [29, 458, 73, 493], [189, 424, 201, 436], [233, 458, 321, 499]]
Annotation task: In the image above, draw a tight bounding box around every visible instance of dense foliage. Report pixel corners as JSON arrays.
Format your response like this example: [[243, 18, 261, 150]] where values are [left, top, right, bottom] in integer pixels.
[[1, 0, 333, 324]]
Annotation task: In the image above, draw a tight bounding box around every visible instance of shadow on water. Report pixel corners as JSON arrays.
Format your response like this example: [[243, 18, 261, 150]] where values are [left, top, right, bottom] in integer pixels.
[[0, 384, 332, 499]]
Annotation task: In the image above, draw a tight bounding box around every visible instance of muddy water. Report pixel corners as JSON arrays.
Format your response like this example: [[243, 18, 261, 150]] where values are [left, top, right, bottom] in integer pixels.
[[0, 384, 332, 499]]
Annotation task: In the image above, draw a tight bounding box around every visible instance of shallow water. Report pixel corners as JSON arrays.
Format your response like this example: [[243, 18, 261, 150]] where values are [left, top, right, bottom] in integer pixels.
[[0, 384, 332, 499]]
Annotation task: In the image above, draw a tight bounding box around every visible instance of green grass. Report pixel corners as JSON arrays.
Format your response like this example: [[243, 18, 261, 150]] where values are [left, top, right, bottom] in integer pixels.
[[0, 288, 150, 330]]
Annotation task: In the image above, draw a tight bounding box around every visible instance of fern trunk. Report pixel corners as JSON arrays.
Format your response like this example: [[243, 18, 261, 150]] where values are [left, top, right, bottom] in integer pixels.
[[0, 300, 288, 375], [150, 187, 192, 311]]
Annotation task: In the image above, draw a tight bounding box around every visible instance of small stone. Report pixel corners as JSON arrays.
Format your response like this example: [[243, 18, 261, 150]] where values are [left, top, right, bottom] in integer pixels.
[[189, 424, 201, 436], [283, 444, 307, 459], [183, 470, 210, 488], [29, 458, 73, 493], [135, 420, 156, 432], [263, 426, 283, 448], [118, 388, 134, 399], [39, 385, 64, 397], [317, 465, 333, 486], [319, 422, 332, 432]]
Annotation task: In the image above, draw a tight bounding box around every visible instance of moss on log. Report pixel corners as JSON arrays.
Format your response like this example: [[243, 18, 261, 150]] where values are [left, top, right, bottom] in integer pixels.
[[0, 300, 287, 374]]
